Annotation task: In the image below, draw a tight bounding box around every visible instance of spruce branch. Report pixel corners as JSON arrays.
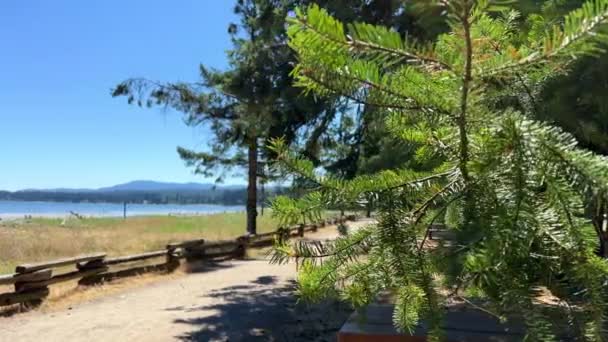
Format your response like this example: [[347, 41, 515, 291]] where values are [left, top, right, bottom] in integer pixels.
[[381, 169, 457, 193], [290, 6, 451, 71], [481, 0, 608, 78]]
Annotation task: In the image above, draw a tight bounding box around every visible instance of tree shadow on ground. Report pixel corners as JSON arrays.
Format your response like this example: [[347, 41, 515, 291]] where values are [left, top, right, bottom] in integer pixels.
[[172, 275, 351, 342], [182, 261, 237, 274]]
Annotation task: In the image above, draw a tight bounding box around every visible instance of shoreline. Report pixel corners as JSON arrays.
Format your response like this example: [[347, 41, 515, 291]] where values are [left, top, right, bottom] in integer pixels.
[[0, 210, 247, 220], [0, 201, 247, 220]]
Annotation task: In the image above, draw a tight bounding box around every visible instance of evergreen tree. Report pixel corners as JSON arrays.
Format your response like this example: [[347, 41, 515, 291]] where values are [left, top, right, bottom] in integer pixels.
[[113, 0, 334, 234], [270, 1, 608, 339]]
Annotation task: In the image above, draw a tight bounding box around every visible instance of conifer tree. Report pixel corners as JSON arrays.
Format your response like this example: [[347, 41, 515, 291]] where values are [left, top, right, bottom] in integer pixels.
[[270, 1, 608, 339], [112, 0, 333, 234]]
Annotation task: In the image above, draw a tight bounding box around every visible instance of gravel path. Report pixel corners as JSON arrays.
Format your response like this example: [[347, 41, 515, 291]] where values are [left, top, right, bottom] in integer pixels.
[[0, 220, 372, 342]]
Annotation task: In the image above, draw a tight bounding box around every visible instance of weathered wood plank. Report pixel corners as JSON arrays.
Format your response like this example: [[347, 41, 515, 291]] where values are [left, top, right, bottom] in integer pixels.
[[166, 239, 205, 250], [0, 273, 17, 286], [15, 266, 108, 292], [0, 288, 49, 307], [102, 250, 167, 265], [15, 253, 106, 273], [18, 269, 54, 283]]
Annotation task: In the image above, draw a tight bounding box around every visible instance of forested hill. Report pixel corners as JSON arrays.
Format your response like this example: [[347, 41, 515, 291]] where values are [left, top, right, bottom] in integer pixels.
[[0, 181, 282, 205]]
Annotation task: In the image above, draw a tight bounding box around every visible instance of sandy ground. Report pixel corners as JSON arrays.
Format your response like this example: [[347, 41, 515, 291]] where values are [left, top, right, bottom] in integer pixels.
[[0, 219, 372, 342]]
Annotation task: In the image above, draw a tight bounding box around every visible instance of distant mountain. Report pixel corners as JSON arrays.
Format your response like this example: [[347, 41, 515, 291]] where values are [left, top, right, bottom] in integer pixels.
[[97, 180, 219, 192], [16, 181, 246, 193], [1, 180, 281, 205], [19, 187, 95, 193]]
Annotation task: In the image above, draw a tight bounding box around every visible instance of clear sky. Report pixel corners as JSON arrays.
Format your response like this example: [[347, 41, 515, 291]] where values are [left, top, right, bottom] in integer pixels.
[[0, 1, 241, 191]]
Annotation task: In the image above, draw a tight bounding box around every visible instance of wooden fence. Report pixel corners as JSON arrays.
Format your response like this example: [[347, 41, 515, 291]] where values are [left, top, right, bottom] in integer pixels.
[[0, 215, 358, 308]]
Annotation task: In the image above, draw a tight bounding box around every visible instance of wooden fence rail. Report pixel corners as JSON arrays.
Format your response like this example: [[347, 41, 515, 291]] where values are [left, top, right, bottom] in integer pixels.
[[0, 215, 358, 309], [102, 250, 169, 266], [15, 253, 106, 274]]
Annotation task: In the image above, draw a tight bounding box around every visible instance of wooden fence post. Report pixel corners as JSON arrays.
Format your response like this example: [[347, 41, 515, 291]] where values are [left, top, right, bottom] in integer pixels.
[[235, 243, 246, 260], [235, 235, 250, 260], [166, 248, 180, 272], [12, 269, 52, 308]]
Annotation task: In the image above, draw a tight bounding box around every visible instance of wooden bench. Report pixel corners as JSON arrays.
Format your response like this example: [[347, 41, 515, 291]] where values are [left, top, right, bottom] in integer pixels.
[[338, 302, 524, 342]]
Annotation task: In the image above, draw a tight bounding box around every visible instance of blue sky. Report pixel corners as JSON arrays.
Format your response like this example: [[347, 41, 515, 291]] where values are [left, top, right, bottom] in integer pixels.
[[0, 1, 241, 191]]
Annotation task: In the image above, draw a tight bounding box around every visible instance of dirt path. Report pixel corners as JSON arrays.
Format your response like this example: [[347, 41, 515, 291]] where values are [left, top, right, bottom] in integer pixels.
[[0, 220, 371, 342]]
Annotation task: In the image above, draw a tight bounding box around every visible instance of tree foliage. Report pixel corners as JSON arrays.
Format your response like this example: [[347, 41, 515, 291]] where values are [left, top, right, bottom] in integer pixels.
[[524, 0, 608, 156], [270, 1, 608, 339], [291, 0, 448, 180]]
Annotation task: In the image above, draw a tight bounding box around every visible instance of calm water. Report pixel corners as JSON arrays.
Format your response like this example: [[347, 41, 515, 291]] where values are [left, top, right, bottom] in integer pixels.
[[0, 200, 244, 219]]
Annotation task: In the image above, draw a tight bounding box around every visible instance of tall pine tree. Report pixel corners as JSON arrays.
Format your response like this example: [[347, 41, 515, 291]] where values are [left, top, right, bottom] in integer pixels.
[[113, 0, 335, 234]]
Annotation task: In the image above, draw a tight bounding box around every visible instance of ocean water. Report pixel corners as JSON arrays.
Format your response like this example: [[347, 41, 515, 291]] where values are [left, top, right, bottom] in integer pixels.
[[0, 200, 244, 219]]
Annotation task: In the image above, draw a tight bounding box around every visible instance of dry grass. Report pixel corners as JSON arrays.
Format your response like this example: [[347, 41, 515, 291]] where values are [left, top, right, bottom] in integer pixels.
[[0, 213, 353, 318], [0, 212, 281, 274]]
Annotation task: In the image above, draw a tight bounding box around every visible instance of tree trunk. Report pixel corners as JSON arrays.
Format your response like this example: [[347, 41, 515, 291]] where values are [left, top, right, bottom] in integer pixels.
[[247, 138, 258, 235]]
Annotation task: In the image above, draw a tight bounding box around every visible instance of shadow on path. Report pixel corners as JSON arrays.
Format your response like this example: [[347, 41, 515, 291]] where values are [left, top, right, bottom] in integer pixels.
[[172, 275, 351, 342], [183, 261, 237, 274]]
